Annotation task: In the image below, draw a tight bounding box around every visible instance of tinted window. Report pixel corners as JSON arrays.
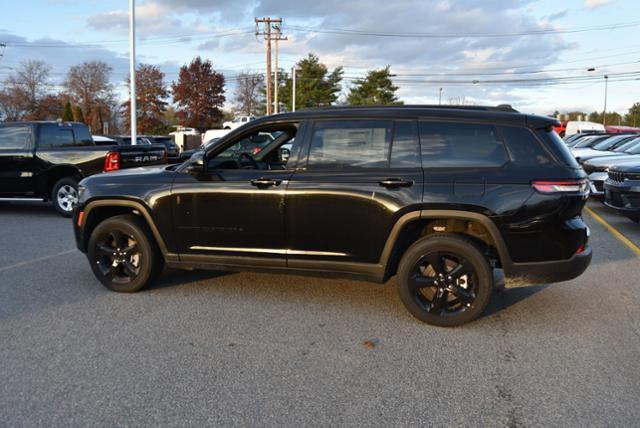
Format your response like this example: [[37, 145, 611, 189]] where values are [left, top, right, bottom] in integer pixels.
[[0, 125, 30, 149], [38, 124, 75, 148], [308, 120, 392, 169], [536, 129, 580, 168], [390, 121, 420, 168], [419, 122, 507, 167], [73, 125, 93, 146], [500, 126, 551, 166]]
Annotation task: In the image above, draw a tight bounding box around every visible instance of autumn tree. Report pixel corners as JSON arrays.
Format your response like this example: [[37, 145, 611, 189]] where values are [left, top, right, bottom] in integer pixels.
[[72, 105, 85, 123], [34, 93, 65, 120], [234, 71, 265, 116], [0, 88, 24, 121], [276, 53, 343, 110], [347, 66, 402, 106], [122, 63, 169, 133], [65, 61, 114, 132], [172, 57, 225, 131]]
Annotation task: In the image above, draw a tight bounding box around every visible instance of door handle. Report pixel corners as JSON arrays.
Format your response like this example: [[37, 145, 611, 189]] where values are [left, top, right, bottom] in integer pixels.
[[250, 178, 282, 188], [378, 178, 414, 188]]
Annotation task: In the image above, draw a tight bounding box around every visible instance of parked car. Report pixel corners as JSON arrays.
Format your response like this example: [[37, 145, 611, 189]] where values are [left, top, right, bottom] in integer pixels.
[[584, 152, 640, 196], [604, 164, 640, 222], [201, 129, 230, 145], [223, 115, 255, 130], [571, 134, 639, 163], [148, 136, 181, 163], [564, 121, 606, 137], [72, 105, 591, 327], [0, 122, 168, 216], [568, 133, 614, 149]]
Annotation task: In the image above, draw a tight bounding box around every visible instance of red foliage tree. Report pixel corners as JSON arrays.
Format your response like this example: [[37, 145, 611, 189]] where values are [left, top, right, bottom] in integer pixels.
[[171, 57, 225, 131], [122, 63, 169, 134]]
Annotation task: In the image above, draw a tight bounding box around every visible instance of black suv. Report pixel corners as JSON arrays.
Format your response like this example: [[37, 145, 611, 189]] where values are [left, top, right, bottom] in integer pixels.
[[72, 106, 591, 326], [604, 164, 640, 222]]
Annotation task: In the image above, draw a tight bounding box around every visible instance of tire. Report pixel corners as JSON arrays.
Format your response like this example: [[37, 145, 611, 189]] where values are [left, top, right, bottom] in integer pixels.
[[397, 234, 494, 327], [87, 214, 164, 292], [52, 177, 79, 217]]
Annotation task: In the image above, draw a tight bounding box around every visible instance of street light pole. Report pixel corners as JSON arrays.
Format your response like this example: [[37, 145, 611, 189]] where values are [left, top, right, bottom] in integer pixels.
[[292, 66, 297, 112], [603, 75, 609, 127], [129, 0, 137, 145], [439, 88, 443, 105]]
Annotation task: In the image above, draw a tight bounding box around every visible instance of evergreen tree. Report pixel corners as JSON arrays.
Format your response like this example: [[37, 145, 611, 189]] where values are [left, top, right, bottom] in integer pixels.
[[62, 101, 73, 121], [347, 66, 402, 106]]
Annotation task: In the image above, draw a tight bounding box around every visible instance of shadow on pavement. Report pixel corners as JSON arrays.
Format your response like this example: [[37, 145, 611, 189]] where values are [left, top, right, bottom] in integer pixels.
[[482, 284, 548, 318], [147, 268, 232, 290], [0, 202, 57, 217]]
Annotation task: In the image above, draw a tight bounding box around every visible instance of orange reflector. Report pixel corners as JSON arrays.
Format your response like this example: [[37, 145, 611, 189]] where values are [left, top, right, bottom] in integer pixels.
[[77, 211, 84, 227]]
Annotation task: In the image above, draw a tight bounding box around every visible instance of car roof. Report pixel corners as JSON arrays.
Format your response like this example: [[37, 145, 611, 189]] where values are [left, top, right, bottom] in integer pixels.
[[250, 105, 557, 128]]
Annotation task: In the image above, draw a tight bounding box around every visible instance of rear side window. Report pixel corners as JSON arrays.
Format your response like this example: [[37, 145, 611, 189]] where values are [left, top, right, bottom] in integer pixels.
[[536, 129, 580, 168], [500, 126, 552, 166], [308, 120, 392, 169], [419, 122, 508, 167], [38, 124, 75, 148], [390, 121, 421, 168], [0, 125, 30, 149], [73, 125, 93, 146]]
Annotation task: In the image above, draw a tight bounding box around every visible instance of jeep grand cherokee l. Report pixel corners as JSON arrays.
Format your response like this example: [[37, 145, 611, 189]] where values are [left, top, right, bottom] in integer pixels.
[[72, 105, 592, 326]]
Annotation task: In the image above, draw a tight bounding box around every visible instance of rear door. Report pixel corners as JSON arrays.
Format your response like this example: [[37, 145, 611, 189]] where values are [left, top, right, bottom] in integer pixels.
[[285, 119, 423, 265], [0, 124, 35, 196]]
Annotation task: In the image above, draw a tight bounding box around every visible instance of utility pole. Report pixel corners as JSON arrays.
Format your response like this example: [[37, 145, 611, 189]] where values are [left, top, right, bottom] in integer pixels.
[[272, 23, 287, 114], [292, 66, 297, 112], [438, 88, 443, 105], [603, 74, 609, 127], [255, 17, 283, 115], [129, 0, 137, 144]]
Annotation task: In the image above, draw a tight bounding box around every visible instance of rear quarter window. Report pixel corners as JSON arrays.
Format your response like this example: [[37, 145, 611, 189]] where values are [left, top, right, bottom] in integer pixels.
[[419, 121, 508, 167], [536, 129, 580, 168], [499, 126, 552, 166]]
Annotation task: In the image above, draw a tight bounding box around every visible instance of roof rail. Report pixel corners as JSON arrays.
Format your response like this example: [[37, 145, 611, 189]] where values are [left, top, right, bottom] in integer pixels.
[[302, 104, 519, 113]]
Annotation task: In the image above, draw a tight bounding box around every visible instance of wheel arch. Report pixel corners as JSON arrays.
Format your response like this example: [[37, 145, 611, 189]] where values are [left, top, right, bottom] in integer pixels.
[[43, 164, 84, 198], [380, 209, 512, 280], [79, 199, 170, 258]]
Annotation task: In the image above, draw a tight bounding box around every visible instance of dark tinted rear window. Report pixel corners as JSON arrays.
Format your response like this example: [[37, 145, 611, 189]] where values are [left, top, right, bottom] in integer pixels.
[[73, 124, 93, 146], [536, 129, 580, 168], [500, 126, 551, 166], [390, 121, 420, 168], [419, 121, 507, 167], [38, 123, 75, 148], [0, 125, 30, 149]]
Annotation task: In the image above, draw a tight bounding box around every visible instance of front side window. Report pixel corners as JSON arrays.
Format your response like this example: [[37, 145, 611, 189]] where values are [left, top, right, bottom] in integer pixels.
[[307, 120, 392, 169], [38, 124, 75, 148], [419, 121, 508, 167], [207, 125, 297, 170], [0, 125, 30, 149]]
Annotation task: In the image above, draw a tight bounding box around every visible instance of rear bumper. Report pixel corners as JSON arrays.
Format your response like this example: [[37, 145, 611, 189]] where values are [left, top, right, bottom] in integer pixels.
[[504, 245, 592, 284]]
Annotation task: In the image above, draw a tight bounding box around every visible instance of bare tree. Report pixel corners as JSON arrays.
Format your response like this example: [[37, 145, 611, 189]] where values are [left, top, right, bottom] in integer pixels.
[[0, 88, 25, 121], [65, 61, 114, 131], [4, 60, 51, 118], [234, 71, 264, 116]]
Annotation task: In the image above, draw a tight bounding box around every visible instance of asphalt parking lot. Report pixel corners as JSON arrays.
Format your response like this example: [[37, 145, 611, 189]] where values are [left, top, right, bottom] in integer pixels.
[[1, 200, 639, 426]]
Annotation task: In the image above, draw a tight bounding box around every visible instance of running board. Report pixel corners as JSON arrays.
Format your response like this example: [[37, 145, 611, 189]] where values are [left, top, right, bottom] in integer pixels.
[[0, 197, 46, 202]]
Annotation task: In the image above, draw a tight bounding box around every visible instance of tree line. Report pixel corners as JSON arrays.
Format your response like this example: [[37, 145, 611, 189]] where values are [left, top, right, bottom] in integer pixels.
[[552, 106, 640, 127]]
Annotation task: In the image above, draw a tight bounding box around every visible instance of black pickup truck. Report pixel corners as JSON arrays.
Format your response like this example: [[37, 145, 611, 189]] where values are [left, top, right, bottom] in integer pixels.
[[0, 121, 167, 216]]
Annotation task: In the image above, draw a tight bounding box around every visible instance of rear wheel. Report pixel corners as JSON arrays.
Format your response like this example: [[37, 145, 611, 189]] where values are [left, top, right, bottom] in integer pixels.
[[397, 234, 493, 327], [52, 177, 79, 217], [87, 214, 164, 292]]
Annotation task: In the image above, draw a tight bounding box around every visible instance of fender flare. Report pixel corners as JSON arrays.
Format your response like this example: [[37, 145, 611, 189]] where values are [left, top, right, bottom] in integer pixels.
[[378, 209, 512, 268]]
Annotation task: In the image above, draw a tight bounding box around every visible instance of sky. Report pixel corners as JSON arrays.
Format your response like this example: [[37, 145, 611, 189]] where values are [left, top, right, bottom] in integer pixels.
[[0, 0, 638, 116]]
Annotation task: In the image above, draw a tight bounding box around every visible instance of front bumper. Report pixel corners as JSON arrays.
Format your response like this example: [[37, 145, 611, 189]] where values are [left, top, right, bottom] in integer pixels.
[[588, 172, 608, 196], [603, 180, 640, 215]]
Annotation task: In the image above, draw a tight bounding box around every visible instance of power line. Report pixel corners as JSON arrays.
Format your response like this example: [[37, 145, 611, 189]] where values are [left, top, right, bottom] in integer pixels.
[[285, 20, 640, 39]]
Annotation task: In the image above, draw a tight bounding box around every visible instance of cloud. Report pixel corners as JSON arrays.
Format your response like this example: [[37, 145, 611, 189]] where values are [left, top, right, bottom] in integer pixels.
[[584, 0, 614, 9]]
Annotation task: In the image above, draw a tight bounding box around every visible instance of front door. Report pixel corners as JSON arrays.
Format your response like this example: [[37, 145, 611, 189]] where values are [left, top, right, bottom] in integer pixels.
[[0, 124, 35, 196], [172, 122, 301, 266]]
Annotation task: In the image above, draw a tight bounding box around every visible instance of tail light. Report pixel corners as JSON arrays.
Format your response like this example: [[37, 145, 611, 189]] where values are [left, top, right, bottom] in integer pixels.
[[532, 180, 588, 193], [104, 151, 120, 172]]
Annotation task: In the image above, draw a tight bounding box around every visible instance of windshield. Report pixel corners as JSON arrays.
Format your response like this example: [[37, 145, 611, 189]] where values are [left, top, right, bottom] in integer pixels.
[[592, 135, 632, 151], [614, 138, 640, 152], [572, 135, 609, 148], [624, 140, 640, 154]]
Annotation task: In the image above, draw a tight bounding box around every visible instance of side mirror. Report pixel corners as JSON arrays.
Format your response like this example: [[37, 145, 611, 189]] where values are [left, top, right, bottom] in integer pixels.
[[186, 151, 204, 175], [279, 147, 291, 163]]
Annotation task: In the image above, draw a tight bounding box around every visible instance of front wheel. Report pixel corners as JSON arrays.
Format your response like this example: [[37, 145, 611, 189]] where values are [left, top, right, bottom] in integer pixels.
[[397, 234, 494, 327], [52, 177, 79, 217], [87, 214, 164, 292]]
